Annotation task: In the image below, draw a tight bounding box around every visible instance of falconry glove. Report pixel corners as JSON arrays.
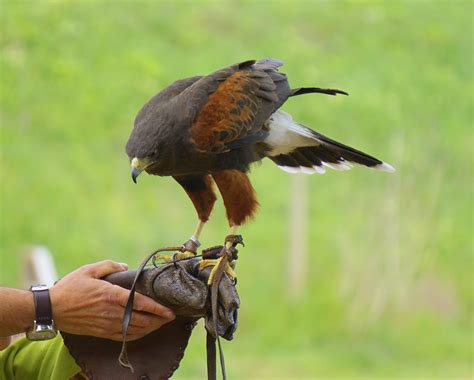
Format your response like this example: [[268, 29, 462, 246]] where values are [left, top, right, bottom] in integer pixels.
[[62, 243, 240, 380]]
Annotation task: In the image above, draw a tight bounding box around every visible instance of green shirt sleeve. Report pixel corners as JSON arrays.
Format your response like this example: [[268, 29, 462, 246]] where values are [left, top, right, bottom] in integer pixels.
[[0, 334, 81, 380]]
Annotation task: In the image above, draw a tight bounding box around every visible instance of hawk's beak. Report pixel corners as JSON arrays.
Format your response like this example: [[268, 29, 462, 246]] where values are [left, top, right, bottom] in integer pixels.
[[130, 157, 152, 184], [130, 157, 144, 184], [131, 167, 141, 184]]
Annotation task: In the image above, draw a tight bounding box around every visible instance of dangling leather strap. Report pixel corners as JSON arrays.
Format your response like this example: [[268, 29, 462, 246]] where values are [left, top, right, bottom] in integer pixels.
[[206, 330, 227, 380], [209, 248, 229, 380], [207, 235, 241, 380], [118, 246, 183, 372], [206, 328, 228, 380], [206, 331, 217, 380]]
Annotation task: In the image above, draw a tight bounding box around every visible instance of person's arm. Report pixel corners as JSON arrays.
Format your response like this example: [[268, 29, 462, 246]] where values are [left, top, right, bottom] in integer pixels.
[[0, 288, 35, 336], [0, 260, 176, 341]]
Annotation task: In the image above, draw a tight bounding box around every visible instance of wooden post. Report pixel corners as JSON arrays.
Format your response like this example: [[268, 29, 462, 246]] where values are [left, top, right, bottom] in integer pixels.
[[21, 246, 58, 288], [0, 246, 59, 350], [287, 174, 309, 300]]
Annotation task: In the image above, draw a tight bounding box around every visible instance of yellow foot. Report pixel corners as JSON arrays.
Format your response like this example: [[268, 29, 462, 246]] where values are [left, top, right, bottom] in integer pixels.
[[224, 234, 244, 249], [200, 256, 237, 285], [201, 234, 243, 285], [154, 250, 196, 263], [153, 242, 196, 266]]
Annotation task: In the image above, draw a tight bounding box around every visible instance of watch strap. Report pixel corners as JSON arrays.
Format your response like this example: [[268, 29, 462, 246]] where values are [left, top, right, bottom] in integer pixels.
[[32, 288, 53, 325]]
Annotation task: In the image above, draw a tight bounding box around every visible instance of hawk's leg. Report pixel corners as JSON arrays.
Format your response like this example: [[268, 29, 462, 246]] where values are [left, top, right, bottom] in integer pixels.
[[212, 170, 258, 236], [182, 220, 206, 252], [174, 175, 217, 253], [211, 168, 257, 277]]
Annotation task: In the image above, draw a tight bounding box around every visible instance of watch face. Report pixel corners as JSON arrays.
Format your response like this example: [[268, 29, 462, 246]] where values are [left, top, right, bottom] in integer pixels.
[[27, 330, 56, 341], [26, 323, 57, 341]]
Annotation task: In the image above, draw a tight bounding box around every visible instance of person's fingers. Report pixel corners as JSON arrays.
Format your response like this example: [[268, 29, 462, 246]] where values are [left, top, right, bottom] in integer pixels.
[[129, 310, 173, 329], [132, 292, 175, 319], [129, 311, 157, 328], [110, 284, 138, 307], [112, 286, 175, 320], [91, 311, 174, 342], [82, 260, 128, 278]]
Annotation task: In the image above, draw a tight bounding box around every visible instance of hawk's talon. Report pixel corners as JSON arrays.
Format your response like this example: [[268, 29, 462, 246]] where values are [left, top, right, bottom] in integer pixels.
[[224, 234, 244, 248], [217, 246, 238, 261], [228, 247, 238, 261]]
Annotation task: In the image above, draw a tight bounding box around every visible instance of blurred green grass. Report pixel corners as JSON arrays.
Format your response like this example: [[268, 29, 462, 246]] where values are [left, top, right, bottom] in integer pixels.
[[1, 0, 472, 378]]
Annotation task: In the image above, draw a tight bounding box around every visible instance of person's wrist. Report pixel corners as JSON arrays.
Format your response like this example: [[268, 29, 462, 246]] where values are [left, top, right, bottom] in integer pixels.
[[48, 284, 64, 330], [20, 290, 35, 332]]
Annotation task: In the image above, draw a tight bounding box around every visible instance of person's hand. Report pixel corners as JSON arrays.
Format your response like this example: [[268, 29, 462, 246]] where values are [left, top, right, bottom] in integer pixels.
[[49, 260, 175, 341]]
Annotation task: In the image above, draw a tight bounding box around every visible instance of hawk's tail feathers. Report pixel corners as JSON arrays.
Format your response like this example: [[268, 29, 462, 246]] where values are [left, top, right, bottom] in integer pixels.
[[270, 146, 395, 175], [290, 87, 349, 97], [265, 110, 395, 175]]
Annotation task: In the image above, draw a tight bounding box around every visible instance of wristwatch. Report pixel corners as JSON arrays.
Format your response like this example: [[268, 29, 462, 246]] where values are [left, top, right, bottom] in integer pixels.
[[26, 284, 57, 341]]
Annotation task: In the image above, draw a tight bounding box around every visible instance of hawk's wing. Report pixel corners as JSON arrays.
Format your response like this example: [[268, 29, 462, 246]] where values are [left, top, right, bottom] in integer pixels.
[[134, 76, 203, 130], [180, 59, 290, 153]]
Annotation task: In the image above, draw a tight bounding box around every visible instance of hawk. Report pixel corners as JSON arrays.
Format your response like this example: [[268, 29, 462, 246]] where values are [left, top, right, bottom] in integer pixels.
[[125, 58, 394, 248]]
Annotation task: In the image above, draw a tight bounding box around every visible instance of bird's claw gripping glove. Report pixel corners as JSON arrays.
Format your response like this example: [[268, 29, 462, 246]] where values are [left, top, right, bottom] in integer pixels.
[[138, 255, 240, 339]]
